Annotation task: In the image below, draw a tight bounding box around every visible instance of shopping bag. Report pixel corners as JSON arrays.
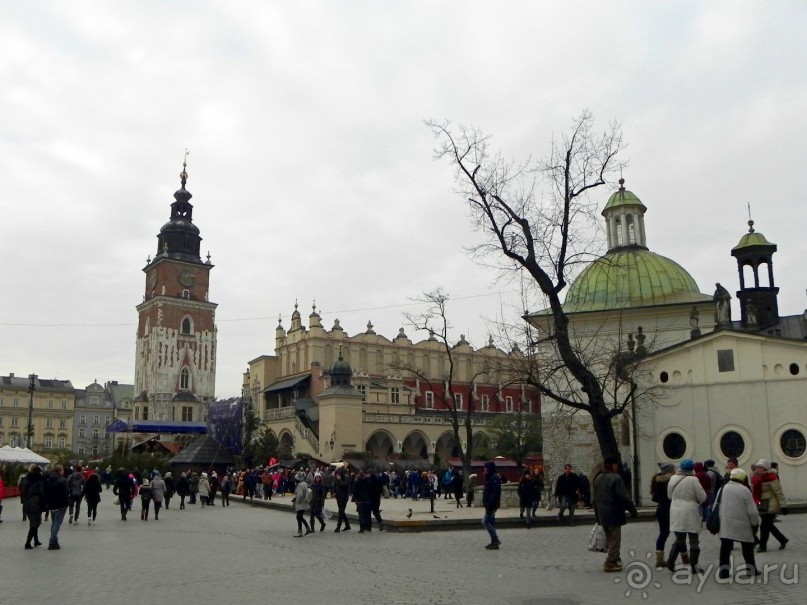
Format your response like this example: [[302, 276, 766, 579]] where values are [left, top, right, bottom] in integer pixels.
[[588, 523, 607, 552]]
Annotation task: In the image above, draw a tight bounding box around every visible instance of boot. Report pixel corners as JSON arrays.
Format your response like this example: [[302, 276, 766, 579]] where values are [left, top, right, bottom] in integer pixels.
[[25, 528, 35, 549], [681, 552, 690, 565], [655, 550, 665, 568], [689, 547, 704, 574], [34, 530, 42, 547], [666, 543, 680, 572]]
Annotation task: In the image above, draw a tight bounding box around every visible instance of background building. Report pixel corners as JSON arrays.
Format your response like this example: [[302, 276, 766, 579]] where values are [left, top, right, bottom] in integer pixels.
[[73, 380, 133, 457], [133, 162, 217, 425], [0, 373, 74, 451], [527, 180, 806, 502], [244, 304, 540, 464]]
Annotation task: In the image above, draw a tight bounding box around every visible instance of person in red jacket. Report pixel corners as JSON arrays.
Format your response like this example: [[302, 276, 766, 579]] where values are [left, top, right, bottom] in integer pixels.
[[694, 462, 712, 524], [751, 459, 789, 552]]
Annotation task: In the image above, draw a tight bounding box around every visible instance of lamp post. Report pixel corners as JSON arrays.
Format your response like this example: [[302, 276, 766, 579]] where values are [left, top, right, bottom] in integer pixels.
[[27, 373, 37, 449]]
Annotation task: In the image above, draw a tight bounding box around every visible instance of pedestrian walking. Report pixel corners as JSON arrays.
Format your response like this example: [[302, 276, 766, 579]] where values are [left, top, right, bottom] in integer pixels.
[[139, 478, 153, 520], [309, 473, 327, 532], [293, 471, 312, 537], [592, 456, 638, 572], [66, 465, 85, 525], [197, 473, 210, 508], [113, 468, 134, 521], [554, 464, 581, 525], [150, 471, 166, 520], [220, 474, 231, 506], [666, 458, 707, 573], [177, 472, 190, 509], [752, 458, 789, 552], [482, 460, 502, 550], [163, 472, 176, 509], [517, 470, 539, 528], [22, 465, 45, 549], [83, 470, 102, 525], [333, 468, 352, 532], [649, 462, 674, 568], [0, 468, 5, 524], [44, 465, 69, 550], [717, 468, 760, 579]]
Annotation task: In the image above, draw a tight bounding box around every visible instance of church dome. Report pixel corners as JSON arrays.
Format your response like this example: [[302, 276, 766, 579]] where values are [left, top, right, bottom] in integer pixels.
[[564, 248, 711, 312]]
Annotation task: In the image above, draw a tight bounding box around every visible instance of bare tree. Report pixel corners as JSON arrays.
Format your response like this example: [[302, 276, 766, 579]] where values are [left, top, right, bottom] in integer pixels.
[[390, 289, 489, 496], [429, 110, 637, 462]]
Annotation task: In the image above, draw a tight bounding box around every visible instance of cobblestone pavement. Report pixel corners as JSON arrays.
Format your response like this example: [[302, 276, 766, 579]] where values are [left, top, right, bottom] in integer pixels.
[[1, 493, 804, 605]]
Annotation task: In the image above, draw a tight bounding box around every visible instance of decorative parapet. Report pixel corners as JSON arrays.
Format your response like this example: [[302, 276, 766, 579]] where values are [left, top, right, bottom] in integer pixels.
[[265, 407, 296, 420], [364, 413, 491, 427]]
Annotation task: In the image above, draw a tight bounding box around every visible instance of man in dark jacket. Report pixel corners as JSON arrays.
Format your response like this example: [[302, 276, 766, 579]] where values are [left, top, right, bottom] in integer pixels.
[[352, 470, 373, 533], [482, 460, 502, 550], [45, 465, 69, 550], [66, 465, 85, 525], [554, 464, 581, 525], [593, 456, 638, 572], [112, 468, 134, 520]]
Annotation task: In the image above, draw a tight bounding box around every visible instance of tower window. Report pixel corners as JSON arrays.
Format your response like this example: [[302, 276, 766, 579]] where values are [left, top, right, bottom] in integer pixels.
[[182, 289, 191, 299], [180, 367, 191, 390], [181, 317, 192, 334]]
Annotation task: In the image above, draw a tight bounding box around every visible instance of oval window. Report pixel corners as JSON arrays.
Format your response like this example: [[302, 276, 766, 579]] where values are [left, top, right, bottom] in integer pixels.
[[780, 429, 806, 459], [660, 371, 669, 383], [663, 433, 686, 460], [789, 363, 800, 376], [719, 430, 745, 458]]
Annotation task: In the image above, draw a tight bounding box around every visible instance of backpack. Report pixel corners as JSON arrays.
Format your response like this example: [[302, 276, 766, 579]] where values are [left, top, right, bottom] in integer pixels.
[[708, 468, 723, 493]]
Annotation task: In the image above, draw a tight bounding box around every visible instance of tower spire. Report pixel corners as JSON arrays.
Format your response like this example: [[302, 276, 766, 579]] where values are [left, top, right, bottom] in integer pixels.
[[180, 149, 189, 189]]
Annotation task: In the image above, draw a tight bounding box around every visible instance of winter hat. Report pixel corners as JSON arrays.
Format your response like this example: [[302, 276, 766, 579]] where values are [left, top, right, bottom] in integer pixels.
[[658, 462, 675, 474], [704, 459, 715, 468], [201, 472, 208, 478], [164, 472, 172, 477], [295, 471, 306, 482], [755, 458, 771, 470], [141, 479, 150, 487], [730, 468, 747, 482], [679, 459, 695, 471]]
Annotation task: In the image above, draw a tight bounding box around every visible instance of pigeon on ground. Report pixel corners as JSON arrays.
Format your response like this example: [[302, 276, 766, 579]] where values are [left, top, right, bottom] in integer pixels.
[[406, 509, 413, 518]]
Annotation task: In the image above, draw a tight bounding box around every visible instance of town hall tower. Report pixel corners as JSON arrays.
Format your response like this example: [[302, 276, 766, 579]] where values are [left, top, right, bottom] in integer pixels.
[[133, 159, 217, 423]]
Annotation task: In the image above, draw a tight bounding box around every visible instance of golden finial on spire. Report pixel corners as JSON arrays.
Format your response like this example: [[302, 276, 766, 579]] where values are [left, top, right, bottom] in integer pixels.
[[180, 148, 190, 188]]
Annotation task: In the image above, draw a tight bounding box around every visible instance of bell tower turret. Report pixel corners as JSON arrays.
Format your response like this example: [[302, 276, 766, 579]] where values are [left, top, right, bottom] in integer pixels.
[[731, 220, 779, 329]]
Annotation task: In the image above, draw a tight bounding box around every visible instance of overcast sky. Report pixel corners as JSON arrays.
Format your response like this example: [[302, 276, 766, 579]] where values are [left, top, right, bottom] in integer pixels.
[[1, 1, 805, 397]]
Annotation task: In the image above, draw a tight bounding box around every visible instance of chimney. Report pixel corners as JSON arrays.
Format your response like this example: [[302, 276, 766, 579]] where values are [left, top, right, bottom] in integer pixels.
[[9, 372, 14, 378]]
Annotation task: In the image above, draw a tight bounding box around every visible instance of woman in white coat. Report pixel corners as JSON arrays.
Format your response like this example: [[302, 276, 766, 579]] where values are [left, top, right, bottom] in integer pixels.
[[717, 468, 760, 579], [666, 459, 707, 573]]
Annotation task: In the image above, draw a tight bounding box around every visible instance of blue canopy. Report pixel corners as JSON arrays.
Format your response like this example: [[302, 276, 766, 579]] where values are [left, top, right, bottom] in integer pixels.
[[106, 419, 207, 434]]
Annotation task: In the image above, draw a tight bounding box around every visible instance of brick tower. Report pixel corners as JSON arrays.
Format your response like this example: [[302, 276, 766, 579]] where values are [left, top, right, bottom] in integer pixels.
[[133, 158, 217, 423]]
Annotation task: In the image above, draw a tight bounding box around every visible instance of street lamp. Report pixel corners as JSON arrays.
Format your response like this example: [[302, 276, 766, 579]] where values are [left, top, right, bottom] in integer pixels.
[[27, 373, 37, 449]]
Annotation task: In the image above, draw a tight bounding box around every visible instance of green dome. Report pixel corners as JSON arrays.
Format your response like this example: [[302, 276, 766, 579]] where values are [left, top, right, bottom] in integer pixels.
[[602, 181, 647, 214], [732, 228, 775, 252], [564, 248, 710, 312]]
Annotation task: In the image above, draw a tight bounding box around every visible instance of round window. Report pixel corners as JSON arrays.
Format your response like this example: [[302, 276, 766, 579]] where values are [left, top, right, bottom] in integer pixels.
[[719, 430, 745, 458], [663, 432, 687, 460], [789, 363, 800, 376], [660, 371, 669, 383], [780, 429, 806, 459]]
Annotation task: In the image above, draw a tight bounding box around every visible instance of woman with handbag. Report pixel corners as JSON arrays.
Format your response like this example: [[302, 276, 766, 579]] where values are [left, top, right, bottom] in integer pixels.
[[752, 459, 789, 552]]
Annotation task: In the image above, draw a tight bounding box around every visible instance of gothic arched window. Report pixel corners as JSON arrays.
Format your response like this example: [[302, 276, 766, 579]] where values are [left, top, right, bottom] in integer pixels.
[[180, 367, 191, 390]]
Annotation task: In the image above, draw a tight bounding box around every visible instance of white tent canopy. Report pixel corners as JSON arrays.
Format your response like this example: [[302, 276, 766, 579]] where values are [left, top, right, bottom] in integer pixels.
[[0, 445, 51, 465]]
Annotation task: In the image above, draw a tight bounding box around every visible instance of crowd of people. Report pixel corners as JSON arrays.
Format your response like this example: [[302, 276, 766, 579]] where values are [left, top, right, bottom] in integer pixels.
[[644, 456, 790, 579]]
